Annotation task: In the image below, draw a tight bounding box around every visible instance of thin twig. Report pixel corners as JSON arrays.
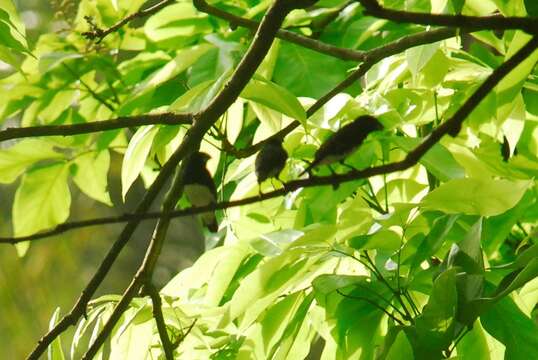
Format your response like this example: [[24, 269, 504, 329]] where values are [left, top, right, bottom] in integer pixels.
[[173, 319, 197, 349], [336, 289, 404, 325], [363, 251, 413, 322], [82, 0, 175, 43], [62, 63, 116, 111]]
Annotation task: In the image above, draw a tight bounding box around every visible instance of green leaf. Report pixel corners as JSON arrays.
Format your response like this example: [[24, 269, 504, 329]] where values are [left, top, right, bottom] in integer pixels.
[[456, 320, 491, 360], [73, 150, 112, 206], [482, 190, 535, 256], [406, 42, 440, 76], [410, 214, 458, 274], [0, 139, 63, 184], [446, 218, 485, 275], [272, 41, 351, 98], [313, 274, 389, 358], [13, 162, 71, 253], [481, 294, 538, 360], [414, 268, 457, 354], [348, 229, 401, 252], [144, 2, 212, 48], [385, 330, 414, 360], [133, 44, 212, 95], [496, 33, 538, 121], [121, 125, 159, 199], [226, 247, 321, 327], [169, 69, 231, 113], [241, 76, 306, 123], [250, 229, 304, 257], [110, 308, 154, 360], [393, 137, 465, 181], [270, 292, 315, 360], [491, 258, 538, 300], [421, 178, 532, 216], [0, 0, 30, 58], [47, 308, 66, 360]]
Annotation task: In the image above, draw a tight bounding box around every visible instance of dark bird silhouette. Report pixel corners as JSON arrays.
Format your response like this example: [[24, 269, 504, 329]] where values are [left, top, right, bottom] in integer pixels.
[[301, 115, 383, 175], [255, 137, 288, 184], [182, 152, 218, 232]]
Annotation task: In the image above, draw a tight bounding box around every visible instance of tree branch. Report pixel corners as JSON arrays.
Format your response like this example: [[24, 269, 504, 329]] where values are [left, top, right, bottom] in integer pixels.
[[146, 283, 174, 360], [11, 36, 537, 247], [82, 162, 185, 359], [82, 0, 175, 43], [0, 112, 193, 142], [28, 0, 315, 360], [358, 0, 538, 34]]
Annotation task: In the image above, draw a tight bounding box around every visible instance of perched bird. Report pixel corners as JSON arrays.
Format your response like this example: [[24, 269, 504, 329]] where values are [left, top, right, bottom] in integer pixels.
[[255, 137, 288, 184], [301, 115, 383, 175], [182, 152, 218, 232]]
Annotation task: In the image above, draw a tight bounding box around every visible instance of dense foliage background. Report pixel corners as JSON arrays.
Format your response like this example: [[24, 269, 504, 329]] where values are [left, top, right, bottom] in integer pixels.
[[0, 0, 537, 359]]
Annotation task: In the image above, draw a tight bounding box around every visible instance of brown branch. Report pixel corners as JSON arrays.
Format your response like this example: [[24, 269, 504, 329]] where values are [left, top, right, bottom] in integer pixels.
[[78, 0, 312, 358], [81, 158, 185, 358], [10, 36, 537, 247], [358, 0, 538, 34], [0, 112, 193, 142], [82, 0, 175, 43], [146, 283, 174, 360]]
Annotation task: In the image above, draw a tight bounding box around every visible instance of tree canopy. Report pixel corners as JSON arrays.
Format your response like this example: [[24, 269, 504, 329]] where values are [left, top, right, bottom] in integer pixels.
[[1, 0, 538, 359]]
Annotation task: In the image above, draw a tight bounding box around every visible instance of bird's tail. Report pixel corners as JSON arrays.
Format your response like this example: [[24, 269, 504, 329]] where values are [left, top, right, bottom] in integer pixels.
[[202, 212, 218, 233]]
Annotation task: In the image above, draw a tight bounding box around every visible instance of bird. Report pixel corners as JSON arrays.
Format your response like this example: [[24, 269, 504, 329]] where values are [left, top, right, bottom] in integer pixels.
[[300, 115, 383, 176], [255, 137, 288, 184], [182, 152, 218, 232]]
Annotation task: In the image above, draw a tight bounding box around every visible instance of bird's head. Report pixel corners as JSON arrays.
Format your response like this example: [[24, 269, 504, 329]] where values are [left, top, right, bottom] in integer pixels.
[[196, 152, 211, 163], [350, 115, 384, 132], [186, 151, 211, 166], [265, 137, 283, 147]]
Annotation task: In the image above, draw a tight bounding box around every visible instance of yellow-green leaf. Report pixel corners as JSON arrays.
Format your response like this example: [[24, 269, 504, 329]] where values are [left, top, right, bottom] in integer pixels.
[[13, 163, 71, 254], [422, 178, 532, 216]]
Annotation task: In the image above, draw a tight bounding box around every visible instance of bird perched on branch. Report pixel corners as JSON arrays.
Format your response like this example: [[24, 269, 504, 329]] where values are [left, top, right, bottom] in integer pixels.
[[182, 152, 218, 232], [301, 115, 383, 175], [255, 137, 288, 184]]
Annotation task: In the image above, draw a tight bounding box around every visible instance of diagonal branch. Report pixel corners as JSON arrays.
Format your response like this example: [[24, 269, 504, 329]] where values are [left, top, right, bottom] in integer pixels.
[[358, 0, 538, 34], [77, 0, 313, 358], [9, 36, 537, 246], [26, 0, 303, 356], [81, 162, 185, 359]]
